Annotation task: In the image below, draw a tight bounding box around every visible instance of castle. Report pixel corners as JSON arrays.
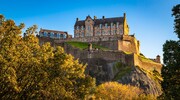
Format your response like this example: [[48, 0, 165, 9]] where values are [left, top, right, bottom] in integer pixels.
[[37, 13, 162, 76]]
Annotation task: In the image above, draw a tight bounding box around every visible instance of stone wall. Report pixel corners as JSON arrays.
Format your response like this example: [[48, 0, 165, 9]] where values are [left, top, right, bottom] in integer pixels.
[[133, 54, 162, 73]]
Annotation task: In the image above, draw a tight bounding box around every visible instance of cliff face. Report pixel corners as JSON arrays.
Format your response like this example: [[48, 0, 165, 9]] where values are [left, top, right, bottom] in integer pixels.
[[62, 43, 162, 96], [83, 58, 162, 96]]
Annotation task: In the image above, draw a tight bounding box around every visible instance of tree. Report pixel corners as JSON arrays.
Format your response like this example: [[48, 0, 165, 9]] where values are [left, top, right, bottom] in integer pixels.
[[0, 15, 95, 99], [161, 4, 180, 100], [95, 82, 143, 100]]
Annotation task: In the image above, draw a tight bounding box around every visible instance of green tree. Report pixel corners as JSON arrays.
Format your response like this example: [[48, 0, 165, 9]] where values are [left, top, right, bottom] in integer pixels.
[[0, 15, 95, 99], [161, 4, 180, 100]]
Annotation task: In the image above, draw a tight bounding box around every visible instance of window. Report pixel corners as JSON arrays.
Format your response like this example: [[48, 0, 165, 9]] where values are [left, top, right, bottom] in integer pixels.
[[116, 22, 119, 28], [108, 31, 111, 35], [75, 33, 79, 37], [63, 34, 67, 38], [88, 26, 91, 31], [50, 32, 54, 38], [81, 33, 84, 37], [96, 31, 100, 35], [60, 34, 64, 38], [111, 23, 113, 28], [81, 26, 84, 30], [102, 31, 105, 35], [114, 30, 117, 34], [86, 33, 89, 36], [77, 26, 79, 30], [44, 31, 48, 37], [105, 23, 108, 28], [57, 33, 60, 38], [99, 24, 102, 29], [40, 32, 43, 37]]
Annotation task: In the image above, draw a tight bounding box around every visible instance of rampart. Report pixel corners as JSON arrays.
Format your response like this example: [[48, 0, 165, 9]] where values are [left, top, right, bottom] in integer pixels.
[[54, 35, 140, 54], [63, 43, 162, 73], [133, 54, 162, 73]]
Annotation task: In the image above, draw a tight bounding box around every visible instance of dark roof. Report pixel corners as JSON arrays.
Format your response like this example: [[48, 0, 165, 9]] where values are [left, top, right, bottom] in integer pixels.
[[75, 21, 85, 27], [75, 17, 124, 26]]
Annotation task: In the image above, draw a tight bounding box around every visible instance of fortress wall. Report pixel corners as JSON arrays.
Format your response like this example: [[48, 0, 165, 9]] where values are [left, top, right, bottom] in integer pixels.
[[133, 54, 162, 73], [63, 43, 134, 66], [53, 35, 140, 54], [117, 35, 140, 54]]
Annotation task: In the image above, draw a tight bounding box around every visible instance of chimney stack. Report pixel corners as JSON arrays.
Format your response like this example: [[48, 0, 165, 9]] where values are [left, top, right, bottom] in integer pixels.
[[76, 18, 79, 21], [94, 16, 97, 20], [102, 16, 105, 19]]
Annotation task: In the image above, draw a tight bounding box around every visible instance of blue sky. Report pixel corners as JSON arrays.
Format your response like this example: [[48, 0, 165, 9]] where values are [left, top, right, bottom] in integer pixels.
[[0, 0, 179, 62]]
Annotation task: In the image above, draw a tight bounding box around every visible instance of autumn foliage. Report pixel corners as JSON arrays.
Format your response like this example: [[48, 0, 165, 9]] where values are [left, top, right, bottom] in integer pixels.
[[0, 15, 95, 99]]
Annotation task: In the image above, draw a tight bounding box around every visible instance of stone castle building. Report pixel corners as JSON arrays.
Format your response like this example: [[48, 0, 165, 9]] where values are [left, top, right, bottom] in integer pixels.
[[39, 28, 72, 39], [37, 13, 161, 73], [74, 13, 129, 38]]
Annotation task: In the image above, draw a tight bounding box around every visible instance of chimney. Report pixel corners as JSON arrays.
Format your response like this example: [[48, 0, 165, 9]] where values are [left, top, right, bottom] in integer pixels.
[[76, 18, 79, 21], [94, 16, 97, 20], [102, 16, 105, 19]]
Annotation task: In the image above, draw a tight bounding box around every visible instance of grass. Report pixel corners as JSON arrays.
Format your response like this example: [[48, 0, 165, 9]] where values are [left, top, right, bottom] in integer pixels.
[[66, 41, 109, 50], [138, 55, 157, 64]]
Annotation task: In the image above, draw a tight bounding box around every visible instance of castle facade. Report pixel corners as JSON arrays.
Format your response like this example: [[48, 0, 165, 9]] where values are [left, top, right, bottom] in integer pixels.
[[74, 13, 129, 38]]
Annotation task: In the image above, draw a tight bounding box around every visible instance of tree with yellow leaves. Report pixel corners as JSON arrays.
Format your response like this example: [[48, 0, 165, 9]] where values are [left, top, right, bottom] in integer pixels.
[[0, 15, 95, 99]]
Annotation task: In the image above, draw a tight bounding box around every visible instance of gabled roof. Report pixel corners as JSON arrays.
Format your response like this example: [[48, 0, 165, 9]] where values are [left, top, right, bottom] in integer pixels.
[[74, 16, 124, 26]]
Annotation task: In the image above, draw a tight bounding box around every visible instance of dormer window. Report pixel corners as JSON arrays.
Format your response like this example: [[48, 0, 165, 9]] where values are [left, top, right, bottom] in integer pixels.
[[99, 24, 102, 29]]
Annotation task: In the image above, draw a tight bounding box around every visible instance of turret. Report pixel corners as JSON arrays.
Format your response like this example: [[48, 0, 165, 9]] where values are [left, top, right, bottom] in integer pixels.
[[155, 55, 161, 63]]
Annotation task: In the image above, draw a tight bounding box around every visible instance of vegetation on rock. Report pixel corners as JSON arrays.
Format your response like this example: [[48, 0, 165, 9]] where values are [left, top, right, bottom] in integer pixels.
[[113, 62, 132, 81]]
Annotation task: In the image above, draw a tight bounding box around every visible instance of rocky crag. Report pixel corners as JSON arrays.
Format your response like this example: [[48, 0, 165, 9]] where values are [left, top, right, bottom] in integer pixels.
[[61, 43, 162, 96]]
